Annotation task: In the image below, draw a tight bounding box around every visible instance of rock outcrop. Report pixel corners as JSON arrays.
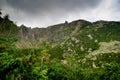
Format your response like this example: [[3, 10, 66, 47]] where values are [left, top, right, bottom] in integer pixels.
[[18, 19, 91, 44]]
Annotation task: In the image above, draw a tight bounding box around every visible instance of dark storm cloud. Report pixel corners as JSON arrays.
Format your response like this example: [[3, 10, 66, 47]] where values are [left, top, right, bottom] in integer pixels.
[[6, 0, 100, 14], [0, 0, 120, 27]]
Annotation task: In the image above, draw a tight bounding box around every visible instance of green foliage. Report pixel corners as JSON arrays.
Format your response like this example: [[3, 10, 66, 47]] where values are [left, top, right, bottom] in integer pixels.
[[0, 14, 120, 79], [49, 45, 63, 59], [0, 48, 49, 80], [0, 34, 18, 52], [100, 62, 120, 80], [48, 59, 63, 79]]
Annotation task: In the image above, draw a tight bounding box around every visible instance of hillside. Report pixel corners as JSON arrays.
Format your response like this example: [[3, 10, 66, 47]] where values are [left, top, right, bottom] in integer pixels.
[[0, 15, 120, 80]]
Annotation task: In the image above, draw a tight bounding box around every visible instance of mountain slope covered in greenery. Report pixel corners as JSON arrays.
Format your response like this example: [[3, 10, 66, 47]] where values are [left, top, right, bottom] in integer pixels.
[[0, 14, 120, 80]]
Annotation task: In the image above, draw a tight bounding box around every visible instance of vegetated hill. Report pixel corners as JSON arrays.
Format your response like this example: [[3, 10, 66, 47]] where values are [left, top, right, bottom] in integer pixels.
[[0, 15, 120, 79]]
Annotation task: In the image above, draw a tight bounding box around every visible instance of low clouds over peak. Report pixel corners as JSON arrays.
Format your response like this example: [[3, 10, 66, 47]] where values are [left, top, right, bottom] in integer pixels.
[[0, 0, 120, 27]]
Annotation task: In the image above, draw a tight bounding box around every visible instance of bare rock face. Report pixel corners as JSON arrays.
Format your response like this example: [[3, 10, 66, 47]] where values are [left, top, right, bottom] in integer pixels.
[[18, 20, 91, 45]]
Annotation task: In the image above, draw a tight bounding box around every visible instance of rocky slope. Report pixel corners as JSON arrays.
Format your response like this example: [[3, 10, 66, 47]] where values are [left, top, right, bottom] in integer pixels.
[[16, 19, 91, 48], [19, 20, 90, 40]]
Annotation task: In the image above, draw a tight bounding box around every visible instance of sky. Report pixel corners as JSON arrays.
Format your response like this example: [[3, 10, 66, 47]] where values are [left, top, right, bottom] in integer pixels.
[[0, 0, 120, 28]]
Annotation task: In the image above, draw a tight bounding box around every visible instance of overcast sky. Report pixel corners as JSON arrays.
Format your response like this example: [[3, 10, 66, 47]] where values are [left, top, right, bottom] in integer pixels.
[[0, 0, 120, 27]]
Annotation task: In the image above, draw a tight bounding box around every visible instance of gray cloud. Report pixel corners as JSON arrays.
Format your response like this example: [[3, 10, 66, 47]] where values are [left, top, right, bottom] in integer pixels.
[[6, 0, 100, 14], [118, 0, 120, 9], [0, 0, 120, 27]]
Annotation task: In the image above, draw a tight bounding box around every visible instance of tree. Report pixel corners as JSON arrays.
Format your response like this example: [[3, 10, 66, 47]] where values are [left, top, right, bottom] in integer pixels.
[[3, 14, 9, 21], [0, 9, 2, 16], [0, 9, 3, 23]]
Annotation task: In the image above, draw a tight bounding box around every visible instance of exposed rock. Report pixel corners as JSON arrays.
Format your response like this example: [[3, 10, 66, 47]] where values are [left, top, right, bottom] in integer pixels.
[[80, 46, 84, 51], [87, 34, 93, 40], [95, 39, 98, 43], [17, 19, 91, 48], [84, 41, 120, 61]]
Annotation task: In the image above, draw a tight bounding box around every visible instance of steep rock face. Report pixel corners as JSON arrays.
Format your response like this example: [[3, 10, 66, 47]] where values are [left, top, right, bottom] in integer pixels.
[[18, 19, 91, 44]]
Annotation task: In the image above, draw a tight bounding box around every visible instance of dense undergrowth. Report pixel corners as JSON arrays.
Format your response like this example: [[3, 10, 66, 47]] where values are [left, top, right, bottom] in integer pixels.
[[1, 45, 120, 80]]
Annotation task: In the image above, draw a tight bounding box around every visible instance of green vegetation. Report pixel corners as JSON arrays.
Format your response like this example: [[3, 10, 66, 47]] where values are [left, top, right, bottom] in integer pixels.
[[0, 13, 120, 80]]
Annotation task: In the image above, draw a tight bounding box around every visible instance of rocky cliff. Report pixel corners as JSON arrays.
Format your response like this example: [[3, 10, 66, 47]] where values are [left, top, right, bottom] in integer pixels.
[[17, 19, 91, 47]]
